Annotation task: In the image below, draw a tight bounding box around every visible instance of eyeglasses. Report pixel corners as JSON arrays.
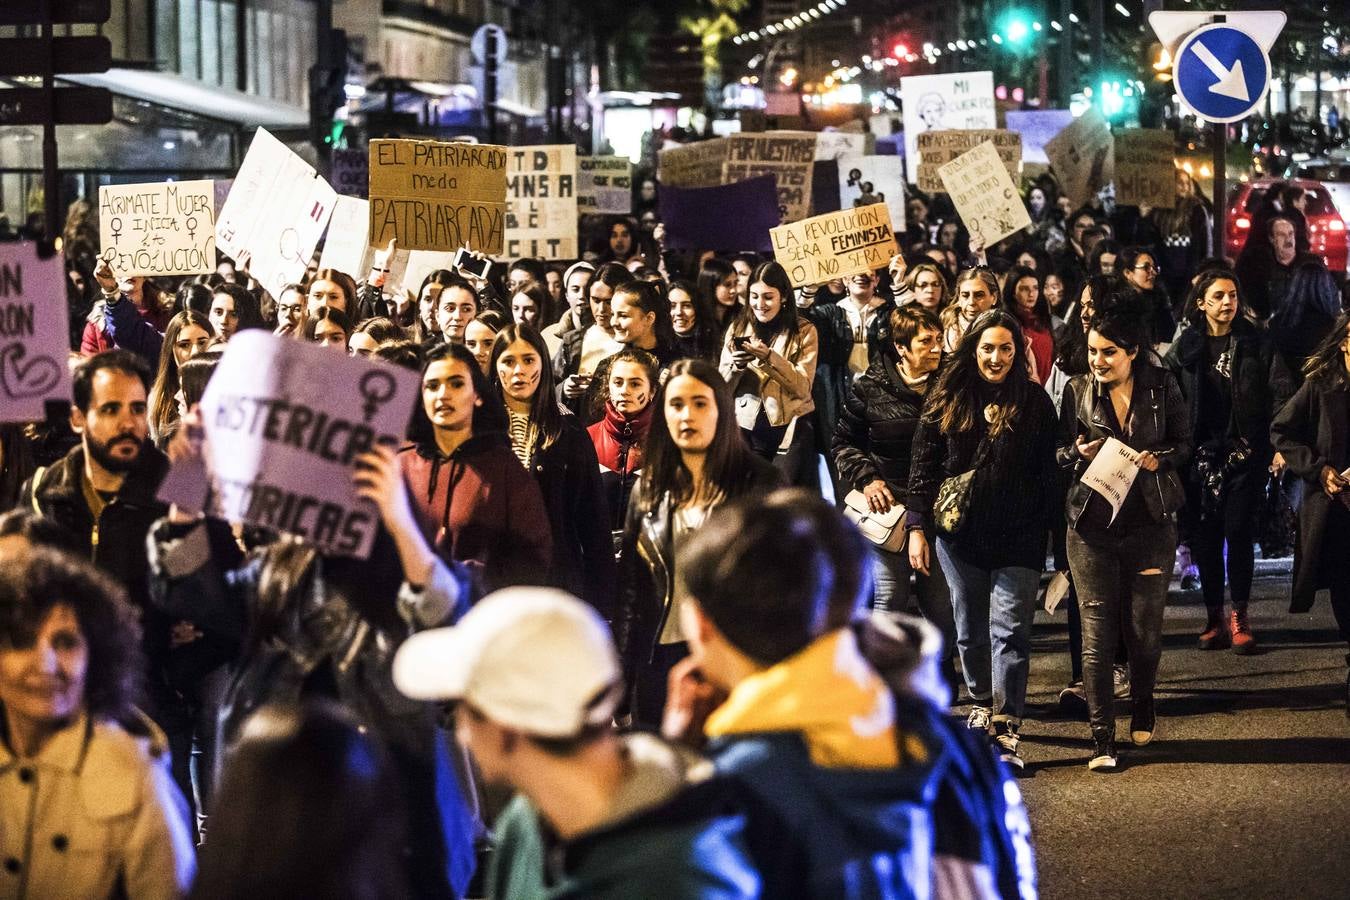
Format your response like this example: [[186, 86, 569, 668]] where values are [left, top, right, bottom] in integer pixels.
[[1133, 264, 1159, 273]]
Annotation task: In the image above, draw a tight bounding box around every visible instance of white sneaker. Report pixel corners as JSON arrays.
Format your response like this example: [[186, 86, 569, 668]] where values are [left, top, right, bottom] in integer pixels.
[[993, 721, 1024, 770], [965, 705, 993, 733]]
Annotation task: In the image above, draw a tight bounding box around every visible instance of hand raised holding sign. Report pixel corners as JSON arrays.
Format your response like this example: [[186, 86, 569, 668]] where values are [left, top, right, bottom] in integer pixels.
[[94, 260, 118, 295], [370, 238, 397, 288]]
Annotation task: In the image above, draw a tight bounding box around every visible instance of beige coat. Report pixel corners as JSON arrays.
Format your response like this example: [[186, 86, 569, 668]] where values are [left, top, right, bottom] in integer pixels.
[[718, 319, 819, 427], [0, 713, 196, 900]]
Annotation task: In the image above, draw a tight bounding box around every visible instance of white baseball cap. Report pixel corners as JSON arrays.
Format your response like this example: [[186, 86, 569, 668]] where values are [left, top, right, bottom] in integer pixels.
[[392, 586, 623, 738]]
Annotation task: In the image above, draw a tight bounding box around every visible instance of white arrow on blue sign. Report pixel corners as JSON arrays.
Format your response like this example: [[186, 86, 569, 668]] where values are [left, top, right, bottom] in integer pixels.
[[1174, 23, 1272, 124]]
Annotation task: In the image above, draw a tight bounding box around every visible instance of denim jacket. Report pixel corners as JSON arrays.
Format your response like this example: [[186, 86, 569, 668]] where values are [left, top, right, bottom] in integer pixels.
[[1057, 362, 1192, 528]]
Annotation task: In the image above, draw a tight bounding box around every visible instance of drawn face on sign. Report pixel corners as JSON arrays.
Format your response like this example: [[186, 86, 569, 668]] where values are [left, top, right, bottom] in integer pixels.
[[918, 94, 945, 130]]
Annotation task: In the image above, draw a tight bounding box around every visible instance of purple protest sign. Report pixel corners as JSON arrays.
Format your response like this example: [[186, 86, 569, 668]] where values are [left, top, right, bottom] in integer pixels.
[[658, 175, 782, 253], [0, 243, 72, 423]]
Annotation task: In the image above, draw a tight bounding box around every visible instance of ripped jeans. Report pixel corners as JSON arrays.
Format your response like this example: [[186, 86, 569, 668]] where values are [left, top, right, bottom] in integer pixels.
[[1066, 520, 1179, 737]]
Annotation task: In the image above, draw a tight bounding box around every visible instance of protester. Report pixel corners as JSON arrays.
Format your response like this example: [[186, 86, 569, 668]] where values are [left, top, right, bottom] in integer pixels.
[[1166, 271, 1280, 654], [348, 316, 404, 358], [541, 261, 595, 356], [510, 282, 553, 329], [148, 310, 214, 447], [698, 257, 741, 335], [605, 279, 680, 372], [942, 268, 1000, 352], [302, 306, 352, 351], [619, 359, 779, 726], [895, 260, 950, 313], [720, 261, 819, 485], [305, 268, 359, 317], [414, 270, 456, 346], [490, 324, 615, 617], [208, 283, 263, 342], [401, 342, 552, 592], [273, 283, 305, 336], [1002, 265, 1053, 384], [90, 261, 165, 364], [668, 278, 721, 362], [1058, 308, 1191, 769], [0, 548, 196, 899], [554, 262, 629, 411], [587, 349, 659, 537], [908, 309, 1059, 769], [667, 489, 1037, 899], [435, 275, 482, 344], [464, 312, 505, 375], [393, 587, 759, 900], [1119, 246, 1177, 346], [1270, 312, 1350, 717], [190, 700, 409, 899]]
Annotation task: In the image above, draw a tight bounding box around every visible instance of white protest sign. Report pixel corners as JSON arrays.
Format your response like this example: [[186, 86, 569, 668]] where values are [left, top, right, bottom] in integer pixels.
[[98, 180, 215, 277], [900, 71, 996, 184], [400, 250, 458, 299], [216, 128, 337, 299], [577, 156, 633, 214], [0, 244, 72, 422], [319, 195, 374, 277], [938, 140, 1033, 249], [815, 131, 869, 161], [837, 156, 906, 233], [1081, 437, 1140, 524], [506, 145, 579, 259], [771, 203, 899, 288], [197, 331, 420, 558]]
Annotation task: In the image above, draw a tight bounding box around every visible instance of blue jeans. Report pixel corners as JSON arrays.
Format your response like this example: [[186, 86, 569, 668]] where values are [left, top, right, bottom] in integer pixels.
[[936, 538, 1040, 724], [872, 543, 957, 672]]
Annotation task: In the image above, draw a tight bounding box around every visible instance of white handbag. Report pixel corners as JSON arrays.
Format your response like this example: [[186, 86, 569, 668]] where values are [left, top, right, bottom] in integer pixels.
[[842, 490, 907, 553]]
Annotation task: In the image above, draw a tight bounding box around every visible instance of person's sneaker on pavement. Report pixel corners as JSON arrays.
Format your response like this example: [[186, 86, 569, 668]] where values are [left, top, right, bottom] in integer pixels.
[[1112, 664, 1130, 699], [1230, 608, 1258, 655], [1198, 610, 1231, 650], [992, 721, 1023, 771], [1087, 732, 1118, 771], [1130, 695, 1156, 746], [1057, 683, 1088, 720], [966, 705, 992, 734]]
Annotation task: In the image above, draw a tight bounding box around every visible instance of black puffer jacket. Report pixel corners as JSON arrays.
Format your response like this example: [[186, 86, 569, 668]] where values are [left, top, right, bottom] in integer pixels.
[[831, 354, 928, 495]]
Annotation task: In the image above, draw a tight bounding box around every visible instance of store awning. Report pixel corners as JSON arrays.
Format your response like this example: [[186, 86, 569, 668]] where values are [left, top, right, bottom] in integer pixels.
[[62, 68, 309, 129]]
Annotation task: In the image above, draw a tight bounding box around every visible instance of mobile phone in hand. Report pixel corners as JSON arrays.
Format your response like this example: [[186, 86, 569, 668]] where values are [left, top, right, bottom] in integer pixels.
[[453, 247, 493, 280]]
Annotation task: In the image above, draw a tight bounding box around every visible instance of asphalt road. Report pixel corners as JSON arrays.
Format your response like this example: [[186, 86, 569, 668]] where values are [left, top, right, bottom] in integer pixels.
[[1008, 563, 1350, 900]]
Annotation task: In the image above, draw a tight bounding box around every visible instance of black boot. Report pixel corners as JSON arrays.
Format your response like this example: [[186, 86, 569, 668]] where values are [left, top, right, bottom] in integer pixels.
[[1130, 694, 1156, 746]]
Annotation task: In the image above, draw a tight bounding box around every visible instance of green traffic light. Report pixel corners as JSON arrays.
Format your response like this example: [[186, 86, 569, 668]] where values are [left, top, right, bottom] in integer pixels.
[[1006, 18, 1030, 43]]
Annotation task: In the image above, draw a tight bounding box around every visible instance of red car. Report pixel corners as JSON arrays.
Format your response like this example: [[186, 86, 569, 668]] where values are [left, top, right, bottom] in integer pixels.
[[1225, 178, 1348, 274]]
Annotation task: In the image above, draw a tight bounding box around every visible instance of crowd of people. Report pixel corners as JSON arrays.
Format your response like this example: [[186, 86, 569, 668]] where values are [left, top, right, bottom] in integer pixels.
[[1, 156, 1347, 898]]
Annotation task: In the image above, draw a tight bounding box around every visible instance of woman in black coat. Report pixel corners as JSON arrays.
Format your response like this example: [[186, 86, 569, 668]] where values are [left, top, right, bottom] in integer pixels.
[[1270, 312, 1350, 714], [1164, 269, 1285, 655], [832, 305, 955, 679]]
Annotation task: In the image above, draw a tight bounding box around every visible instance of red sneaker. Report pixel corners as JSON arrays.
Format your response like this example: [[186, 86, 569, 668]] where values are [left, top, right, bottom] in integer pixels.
[[1230, 609, 1258, 655], [1198, 613, 1230, 650]]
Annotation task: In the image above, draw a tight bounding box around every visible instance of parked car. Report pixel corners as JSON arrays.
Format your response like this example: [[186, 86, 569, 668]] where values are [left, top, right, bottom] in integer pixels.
[[1284, 159, 1350, 228], [1226, 178, 1348, 274]]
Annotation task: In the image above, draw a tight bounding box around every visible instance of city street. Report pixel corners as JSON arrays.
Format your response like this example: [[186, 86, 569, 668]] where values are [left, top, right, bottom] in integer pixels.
[[1017, 563, 1350, 900]]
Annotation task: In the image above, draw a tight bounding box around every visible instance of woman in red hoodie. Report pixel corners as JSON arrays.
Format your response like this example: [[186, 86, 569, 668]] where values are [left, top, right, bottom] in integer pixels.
[[1003, 265, 1054, 385], [587, 348, 660, 536], [398, 342, 552, 597]]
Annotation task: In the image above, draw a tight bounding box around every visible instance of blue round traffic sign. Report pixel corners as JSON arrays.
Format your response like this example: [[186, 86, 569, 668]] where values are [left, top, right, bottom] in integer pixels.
[[1174, 24, 1271, 124]]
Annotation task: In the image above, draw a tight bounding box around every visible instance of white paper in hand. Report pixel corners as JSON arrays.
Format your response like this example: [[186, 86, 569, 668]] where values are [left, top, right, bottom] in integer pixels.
[[1081, 437, 1141, 524]]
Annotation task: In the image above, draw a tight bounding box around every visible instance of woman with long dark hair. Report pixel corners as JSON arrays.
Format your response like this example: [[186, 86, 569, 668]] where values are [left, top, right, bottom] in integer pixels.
[[667, 278, 720, 361], [588, 348, 660, 536], [1058, 308, 1190, 770], [1165, 269, 1277, 654], [697, 257, 741, 335], [719, 261, 819, 486], [619, 359, 779, 726], [941, 268, 1000, 352], [1271, 312, 1350, 716], [907, 309, 1058, 770], [1002, 265, 1053, 385], [208, 283, 265, 342], [413, 270, 455, 346], [301, 306, 353, 352], [148, 310, 214, 447], [488, 323, 614, 617]]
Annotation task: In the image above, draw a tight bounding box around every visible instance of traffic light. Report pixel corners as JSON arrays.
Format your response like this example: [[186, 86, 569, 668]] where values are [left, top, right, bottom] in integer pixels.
[[892, 41, 909, 59], [996, 8, 1034, 46]]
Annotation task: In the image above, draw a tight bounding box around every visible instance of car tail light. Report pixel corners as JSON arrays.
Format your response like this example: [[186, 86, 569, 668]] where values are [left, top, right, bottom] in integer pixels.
[[1328, 219, 1346, 233], [1234, 217, 1251, 230]]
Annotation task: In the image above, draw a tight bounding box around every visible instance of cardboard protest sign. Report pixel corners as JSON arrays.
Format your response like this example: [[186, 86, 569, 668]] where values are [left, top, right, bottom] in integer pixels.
[[198, 330, 420, 558], [319, 195, 374, 277], [369, 139, 507, 254], [1003, 109, 1074, 165], [1081, 437, 1140, 524], [330, 148, 369, 199], [815, 132, 869, 161], [916, 130, 1021, 194], [577, 156, 633, 214], [900, 71, 996, 183], [835, 157, 906, 232], [938, 140, 1033, 249], [1045, 108, 1115, 207], [98, 180, 215, 277], [724, 132, 818, 222], [0, 244, 72, 422], [1114, 129, 1176, 209], [505, 145, 579, 259], [770, 203, 898, 288], [216, 128, 338, 299], [658, 139, 730, 188], [659, 176, 780, 253]]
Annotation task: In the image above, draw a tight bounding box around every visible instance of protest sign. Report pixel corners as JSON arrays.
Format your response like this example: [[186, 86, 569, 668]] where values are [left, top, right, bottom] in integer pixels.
[[369, 139, 507, 254], [725, 131, 818, 222], [1114, 129, 1176, 209], [658, 139, 730, 188], [98, 180, 215, 277], [1003, 109, 1074, 165], [216, 128, 338, 299], [815, 132, 869, 161], [835, 156, 906, 231], [198, 330, 420, 558], [938, 140, 1033, 248], [1045, 108, 1115, 207], [505, 145, 579, 259], [900, 71, 996, 183], [400, 250, 458, 299], [916, 130, 1021, 194], [0, 244, 72, 423], [770, 203, 898, 288], [659, 176, 780, 253], [319, 195, 374, 276], [577, 156, 633, 214], [1080, 437, 1141, 524], [330, 148, 369, 199]]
